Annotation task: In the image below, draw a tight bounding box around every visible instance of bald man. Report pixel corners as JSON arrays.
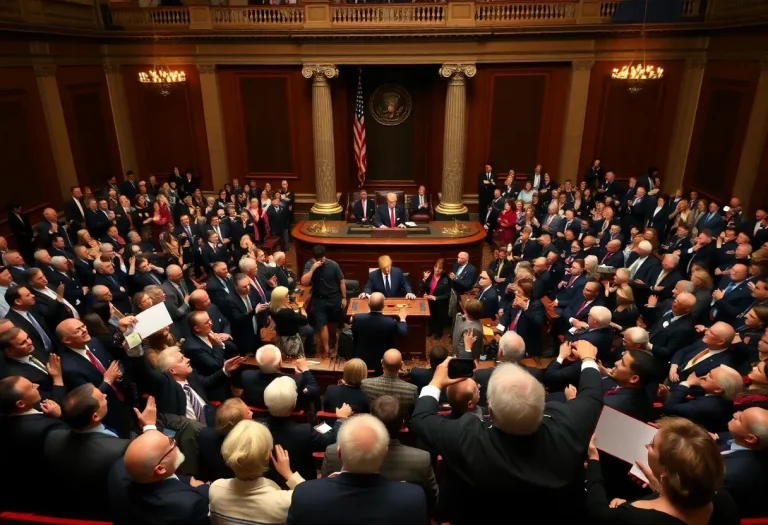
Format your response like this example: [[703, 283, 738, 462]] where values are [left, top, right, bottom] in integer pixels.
[[362, 255, 415, 299], [721, 407, 768, 517], [161, 264, 191, 322], [361, 349, 417, 414], [374, 193, 407, 229], [108, 430, 209, 525], [645, 291, 697, 362], [446, 378, 484, 421], [669, 321, 737, 383], [352, 294, 408, 375], [36, 207, 73, 249]]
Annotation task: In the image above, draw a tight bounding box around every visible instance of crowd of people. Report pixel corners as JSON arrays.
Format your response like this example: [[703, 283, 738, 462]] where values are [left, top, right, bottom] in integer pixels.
[[0, 163, 766, 524]]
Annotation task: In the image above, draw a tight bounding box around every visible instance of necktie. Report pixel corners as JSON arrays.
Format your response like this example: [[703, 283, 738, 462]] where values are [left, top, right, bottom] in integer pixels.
[[219, 277, 229, 294], [604, 387, 619, 396], [723, 282, 737, 295], [384, 275, 391, 297], [495, 261, 504, 278], [509, 309, 522, 331], [390, 208, 395, 228], [685, 349, 710, 370], [420, 196, 424, 207], [655, 270, 668, 287], [567, 276, 576, 287], [216, 226, 221, 239], [706, 212, 713, 223], [179, 280, 188, 297], [85, 349, 123, 401], [243, 294, 258, 333], [185, 226, 192, 239], [182, 384, 206, 423], [107, 276, 119, 288], [26, 313, 52, 351], [575, 301, 589, 316], [149, 273, 161, 285], [477, 288, 485, 300], [601, 252, 611, 264], [253, 279, 266, 302], [29, 356, 48, 374], [457, 265, 464, 277]]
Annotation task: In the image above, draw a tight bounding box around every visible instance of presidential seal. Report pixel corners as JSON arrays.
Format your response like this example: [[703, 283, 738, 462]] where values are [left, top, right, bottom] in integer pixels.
[[369, 84, 412, 126]]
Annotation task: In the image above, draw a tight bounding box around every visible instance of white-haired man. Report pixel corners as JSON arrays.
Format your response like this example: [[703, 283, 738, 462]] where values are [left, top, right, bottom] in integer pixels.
[[565, 305, 614, 362], [47, 254, 88, 311], [287, 413, 427, 525], [474, 331, 544, 407], [240, 345, 320, 409], [411, 343, 603, 524], [373, 193, 407, 229]]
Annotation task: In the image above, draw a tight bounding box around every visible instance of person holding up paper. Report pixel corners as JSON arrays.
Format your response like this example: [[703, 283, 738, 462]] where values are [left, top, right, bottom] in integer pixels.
[[585, 417, 739, 524]]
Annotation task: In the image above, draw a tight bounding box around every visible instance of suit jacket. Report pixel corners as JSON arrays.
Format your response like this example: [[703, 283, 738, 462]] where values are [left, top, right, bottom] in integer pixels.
[[30, 287, 75, 329], [108, 459, 210, 525], [671, 341, 736, 381], [286, 472, 427, 525], [696, 211, 725, 237], [566, 327, 614, 363], [85, 209, 112, 239], [206, 274, 233, 307], [554, 274, 587, 309], [643, 268, 683, 300], [180, 337, 229, 401], [240, 369, 320, 410], [198, 427, 234, 483], [662, 384, 732, 432], [321, 439, 438, 512], [0, 354, 65, 403], [603, 386, 654, 422], [541, 214, 564, 235], [514, 239, 543, 261], [475, 286, 499, 319], [0, 413, 67, 512], [487, 259, 514, 294], [266, 416, 340, 482], [681, 243, 718, 275], [266, 205, 289, 235], [4, 308, 54, 354], [94, 272, 132, 315], [410, 366, 603, 524], [351, 312, 408, 374], [220, 288, 262, 355], [323, 384, 370, 414], [410, 194, 432, 213], [65, 197, 87, 229], [645, 308, 696, 362], [480, 206, 499, 229], [475, 364, 543, 407], [498, 299, 546, 357], [352, 198, 376, 224], [8, 213, 34, 250], [47, 270, 87, 312], [36, 222, 72, 249], [44, 429, 130, 520], [711, 279, 753, 325], [626, 254, 661, 285], [373, 204, 407, 228], [182, 304, 231, 339], [364, 267, 412, 297], [161, 279, 190, 323], [74, 257, 95, 288], [543, 358, 582, 392], [722, 449, 768, 518], [450, 262, 478, 294], [201, 242, 231, 268]]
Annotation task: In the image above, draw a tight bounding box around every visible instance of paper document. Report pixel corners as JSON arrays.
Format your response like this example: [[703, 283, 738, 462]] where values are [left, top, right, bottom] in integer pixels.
[[405, 221, 417, 227], [594, 406, 658, 482], [134, 302, 174, 339], [314, 422, 332, 434], [482, 326, 495, 337]]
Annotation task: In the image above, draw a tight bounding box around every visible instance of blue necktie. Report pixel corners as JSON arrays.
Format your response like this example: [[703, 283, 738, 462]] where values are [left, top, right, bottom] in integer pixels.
[[384, 275, 391, 297], [107, 276, 118, 288], [723, 282, 737, 295], [706, 212, 714, 223], [27, 313, 52, 351]]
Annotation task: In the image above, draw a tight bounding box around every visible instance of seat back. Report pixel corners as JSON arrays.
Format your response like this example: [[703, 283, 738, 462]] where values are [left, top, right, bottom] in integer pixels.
[[405, 192, 434, 221], [375, 190, 405, 207]]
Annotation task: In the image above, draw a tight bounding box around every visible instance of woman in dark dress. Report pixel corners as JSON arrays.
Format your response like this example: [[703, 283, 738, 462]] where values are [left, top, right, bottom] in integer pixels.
[[608, 284, 639, 332], [269, 286, 312, 358], [585, 416, 740, 525], [421, 258, 452, 338], [323, 358, 369, 414]]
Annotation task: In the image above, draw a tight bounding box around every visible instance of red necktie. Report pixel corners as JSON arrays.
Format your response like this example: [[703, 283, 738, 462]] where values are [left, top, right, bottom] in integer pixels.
[[86, 349, 123, 401], [601, 252, 610, 264], [509, 309, 522, 331], [253, 279, 266, 302], [575, 302, 588, 315], [567, 276, 576, 287], [604, 387, 619, 396], [390, 208, 395, 228]]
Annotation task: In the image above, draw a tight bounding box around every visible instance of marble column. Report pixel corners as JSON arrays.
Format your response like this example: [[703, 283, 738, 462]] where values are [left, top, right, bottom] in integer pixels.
[[34, 62, 79, 199], [103, 60, 138, 176], [302, 64, 343, 217], [559, 60, 594, 182], [197, 64, 230, 191], [663, 57, 706, 194], [436, 63, 476, 218], [732, 58, 768, 211]]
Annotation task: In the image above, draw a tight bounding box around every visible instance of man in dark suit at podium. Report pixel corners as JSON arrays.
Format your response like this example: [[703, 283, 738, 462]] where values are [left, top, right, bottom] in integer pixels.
[[374, 193, 407, 229], [361, 255, 415, 299], [351, 292, 408, 375], [352, 189, 376, 224]]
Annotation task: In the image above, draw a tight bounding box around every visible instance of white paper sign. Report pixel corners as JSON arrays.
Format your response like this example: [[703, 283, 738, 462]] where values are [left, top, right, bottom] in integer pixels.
[[594, 405, 658, 482], [134, 302, 174, 339]]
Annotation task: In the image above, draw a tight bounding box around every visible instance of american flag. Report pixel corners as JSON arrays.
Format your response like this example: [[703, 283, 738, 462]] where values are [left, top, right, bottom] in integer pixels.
[[353, 69, 367, 187]]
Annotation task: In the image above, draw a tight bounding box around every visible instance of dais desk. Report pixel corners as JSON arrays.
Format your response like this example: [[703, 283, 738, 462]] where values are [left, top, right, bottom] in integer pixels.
[[346, 297, 430, 360], [292, 220, 486, 288]]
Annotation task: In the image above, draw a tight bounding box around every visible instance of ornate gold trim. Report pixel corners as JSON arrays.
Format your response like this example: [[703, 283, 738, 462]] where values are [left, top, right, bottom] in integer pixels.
[[301, 64, 339, 81], [310, 202, 344, 214], [436, 202, 469, 215]]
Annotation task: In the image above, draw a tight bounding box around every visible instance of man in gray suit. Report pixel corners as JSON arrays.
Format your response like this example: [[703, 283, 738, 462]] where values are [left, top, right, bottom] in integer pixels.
[[541, 202, 563, 237], [321, 395, 438, 513], [161, 264, 190, 323], [44, 384, 158, 521]]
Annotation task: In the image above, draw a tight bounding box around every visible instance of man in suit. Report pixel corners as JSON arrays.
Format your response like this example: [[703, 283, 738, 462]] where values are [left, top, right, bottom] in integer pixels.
[[321, 395, 438, 512], [162, 264, 190, 323], [205, 261, 233, 307], [37, 207, 73, 250], [374, 192, 407, 229], [0, 326, 64, 403], [528, 164, 544, 191], [640, 254, 684, 300], [182, 289, 232, 339], [475, 271, 499, 319], [85, 199, 113, 240], [475, 331, 544, 407], [660, 364, 741, 432], [48, 255, 87, 313], [120, 170, 139, 201], [351, 293, 408, 375], [478, 163, 496, 213], [555, 280, 603, 334], [541, 202, 564, 237], [93, 258, 132, 315], [720, 407, 768, 518], [108, 430, 210, 525], [182, 311, 232, 401], [361, 349, 417, 416], [201, 230, 232, 269], [710, 262, 753, 325], [174, 213, 202, 247], [481, 200, 500, 244], [682, 230, 718, 276], [409, 345, 449, 396], [513, 227, 543, 262], [696, 201, 726, 238], [552, 259, 587, 310], [44, 385, 157, 521], [4, 285, 55, 354], [352, 189, 376, 224], [498, 278, 546, 357], [411, 341, 603, 524], [219, 275, 262, 360], [65, 186, 87, 231], [362, 255, 415, 299], [0, 376, 67, 513], [645, 291, 697, 362], [487, 247, 514, 294], [449, 251, 478, 295], [288, 413, 427, 525], [669, 321, 736, 383], [240, 345, 319, 409], [601, 348, 657, 422], [584, 158, 604, 189], [4, 250, 30, 285], [410, 185, 431, 216], [266, 193, 291, 251], [26, 267, 76, 329]]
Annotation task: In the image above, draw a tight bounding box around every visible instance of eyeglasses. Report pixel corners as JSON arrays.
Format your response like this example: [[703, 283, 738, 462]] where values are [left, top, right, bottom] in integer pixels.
[[155, 436, 177, 468]]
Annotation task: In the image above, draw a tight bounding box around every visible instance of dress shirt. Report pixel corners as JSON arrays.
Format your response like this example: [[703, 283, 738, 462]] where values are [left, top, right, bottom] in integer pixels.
[[74, 198, 84, 218], [36, 286, 79, 319], [18, 409, 43, 416], [683, 348, 727, 370], [177, 379, 207, 422], [628, 256, 647, 279], [11, 355, 47, 373], [196, 334, 213, 348]]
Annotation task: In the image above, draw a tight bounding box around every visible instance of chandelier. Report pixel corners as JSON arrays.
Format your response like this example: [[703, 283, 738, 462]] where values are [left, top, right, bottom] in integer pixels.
[[610, 0, 663, 94], [138, 65, 186, 96]]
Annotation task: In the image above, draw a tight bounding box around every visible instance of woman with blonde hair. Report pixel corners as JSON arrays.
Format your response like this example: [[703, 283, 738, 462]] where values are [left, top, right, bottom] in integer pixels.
[[323, 358, 369, 413], [584, 255, 599, 280], [585, 416, 739, 524], [610, 284, 639, 331], [209, 420, 304, 525], [269, 285, 311, 358], [77, 229, 101, 260]]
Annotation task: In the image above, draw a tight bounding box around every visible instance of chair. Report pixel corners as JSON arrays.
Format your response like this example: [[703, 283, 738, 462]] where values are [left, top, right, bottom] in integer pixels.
[[405, 192, 434, 222], [261, 235, 282, 255], [0, 513, 112, 525], [742, 520, 768, 525]]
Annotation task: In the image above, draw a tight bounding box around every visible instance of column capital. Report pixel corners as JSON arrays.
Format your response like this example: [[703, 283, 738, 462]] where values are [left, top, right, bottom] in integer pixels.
[[33, 63, 57, 78], [302, 64, 339, 82], [572, 60, 595, 72], [686, 57, 707, 70], [439, 64, 477, 83], [197, 63, 217, 75]]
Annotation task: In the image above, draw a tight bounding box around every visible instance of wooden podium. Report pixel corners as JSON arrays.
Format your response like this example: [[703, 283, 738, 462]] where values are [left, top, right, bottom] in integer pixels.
[[346, 297, 430, 359]]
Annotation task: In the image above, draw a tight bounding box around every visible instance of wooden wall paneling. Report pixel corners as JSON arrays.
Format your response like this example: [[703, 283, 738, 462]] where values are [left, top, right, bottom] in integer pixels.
[[56, 66, 121, 190], [578, 60, 684, 184], [751, 131, 768, 214], [122, 65, 212, 191], [683, 61, 760, 202], [332, 68, 351, 197], [465, 67, 493, 197]]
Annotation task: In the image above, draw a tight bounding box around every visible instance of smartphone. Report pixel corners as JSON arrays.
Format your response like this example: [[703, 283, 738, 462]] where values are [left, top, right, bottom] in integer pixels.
[[448, 358, 475, 379]]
